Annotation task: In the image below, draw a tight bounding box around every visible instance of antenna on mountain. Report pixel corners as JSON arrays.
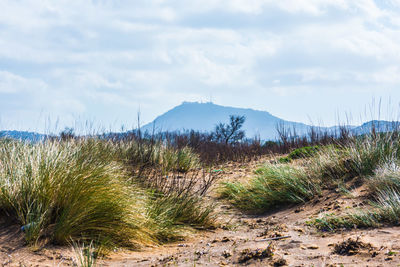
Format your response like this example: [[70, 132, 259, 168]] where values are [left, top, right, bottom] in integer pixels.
[[209, 93, 213, 104]]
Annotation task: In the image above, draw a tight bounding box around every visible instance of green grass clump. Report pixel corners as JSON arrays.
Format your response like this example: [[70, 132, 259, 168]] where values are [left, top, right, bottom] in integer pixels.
[[347, 133, 400, 177], [0, 139, 152, 247], [366, 161, 400, 194], [116, 140, 214, 240], [160, 146, 200, 173], [301, 133, 400, 231], [307, 145, 354, 182], [148, 193, 215, 241], [308, 211, 378, 231], [308, 141, 400, 232], [304, 133, 400, 183], [310, 188, 400, 231], [221, 164, 320, 213], [279, 145, 320, 163]]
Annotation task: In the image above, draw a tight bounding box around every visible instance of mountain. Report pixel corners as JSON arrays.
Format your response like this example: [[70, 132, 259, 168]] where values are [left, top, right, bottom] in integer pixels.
[[0, 131, 46, 142], [2, 103, 398, 142], [141, 101, 313, 140], [353, 120, 400, 135]]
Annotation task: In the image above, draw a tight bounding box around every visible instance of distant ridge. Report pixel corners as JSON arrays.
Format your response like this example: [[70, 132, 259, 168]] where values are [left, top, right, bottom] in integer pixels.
[[2, 103, 399, 142], [141, 102, 400, 140], [141, 101, 312, 140], [353, 120, 400, 135], [0, 130, 46, 142]]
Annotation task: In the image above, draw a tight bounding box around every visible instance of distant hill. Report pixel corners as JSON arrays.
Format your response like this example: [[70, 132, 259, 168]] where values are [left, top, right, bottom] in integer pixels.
[[0, 131, 46, 142], [353, 120, 400, 135], [141, 102, 400, 140], [2, 103, 398, 142], [141, 102, 314, 140]]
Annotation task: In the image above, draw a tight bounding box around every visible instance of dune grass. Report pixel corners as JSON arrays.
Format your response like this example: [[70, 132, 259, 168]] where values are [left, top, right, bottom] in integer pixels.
[[221, 164, 320, 213], [310, 188, 400, 231], [300, 131, 400, 231], [116, 139, 215, 241], [221, 130, 400, 219], [0, 137, 215, 248], [310, 145, 400, 231], [279, 145, 320, 163], [118, 139, 200, 175], [147, 193, 215, 241], [0, 139, 152, 247]]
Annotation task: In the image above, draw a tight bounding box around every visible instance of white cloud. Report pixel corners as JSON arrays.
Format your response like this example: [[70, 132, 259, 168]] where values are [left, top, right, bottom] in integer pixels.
[[0, 71, 46, 93], [372, 66, 400, 83], [1, 0, 400, 130]]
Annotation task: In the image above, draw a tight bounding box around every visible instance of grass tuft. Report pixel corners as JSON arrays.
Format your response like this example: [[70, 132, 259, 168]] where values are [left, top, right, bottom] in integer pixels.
[[279, 145, 320, 163], [0, 139, 152, 247], [221, 164, 320, 213], [71, 240, 100, 267], [0, 137, 216, 248], [310, 188, 400, 231]]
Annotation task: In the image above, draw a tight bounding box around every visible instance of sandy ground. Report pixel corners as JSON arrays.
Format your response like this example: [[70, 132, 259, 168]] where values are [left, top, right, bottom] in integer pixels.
[[1, 159, 400, 266]]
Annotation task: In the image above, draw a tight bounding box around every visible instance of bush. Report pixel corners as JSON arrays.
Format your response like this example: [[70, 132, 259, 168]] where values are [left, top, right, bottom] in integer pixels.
[[305, 132, 400, 183]]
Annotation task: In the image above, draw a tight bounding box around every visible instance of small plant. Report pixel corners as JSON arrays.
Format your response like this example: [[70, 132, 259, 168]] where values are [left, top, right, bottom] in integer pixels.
[[72, 241, 100, 267], [388, 250, 397, 256], [366, 161, 400, 195], [278, 157, 291, 163], [308, 212, 376, 232], [333, 237, 373, 256]]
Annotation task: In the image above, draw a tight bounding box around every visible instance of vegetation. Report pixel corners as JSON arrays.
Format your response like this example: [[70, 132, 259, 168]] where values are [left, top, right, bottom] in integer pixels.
[[309, 188, 400, 231], [279, 145, 320, 163], [0, 139, 147, 247], [221, 164, 320, 213], [72, 241, 100, 267], [2, 112, 400, 255], [222, 125, 400, 228], [0, 137, 215, 248], [304, 131, 400, 231], [0, 114, 347, 250]]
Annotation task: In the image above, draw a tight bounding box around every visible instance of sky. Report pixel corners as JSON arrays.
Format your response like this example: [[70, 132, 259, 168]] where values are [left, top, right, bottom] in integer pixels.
[[1, 0, 400, 133]]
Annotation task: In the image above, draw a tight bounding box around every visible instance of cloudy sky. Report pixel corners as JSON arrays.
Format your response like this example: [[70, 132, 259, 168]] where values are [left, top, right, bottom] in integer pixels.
[[1, 0, 400, 133]]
